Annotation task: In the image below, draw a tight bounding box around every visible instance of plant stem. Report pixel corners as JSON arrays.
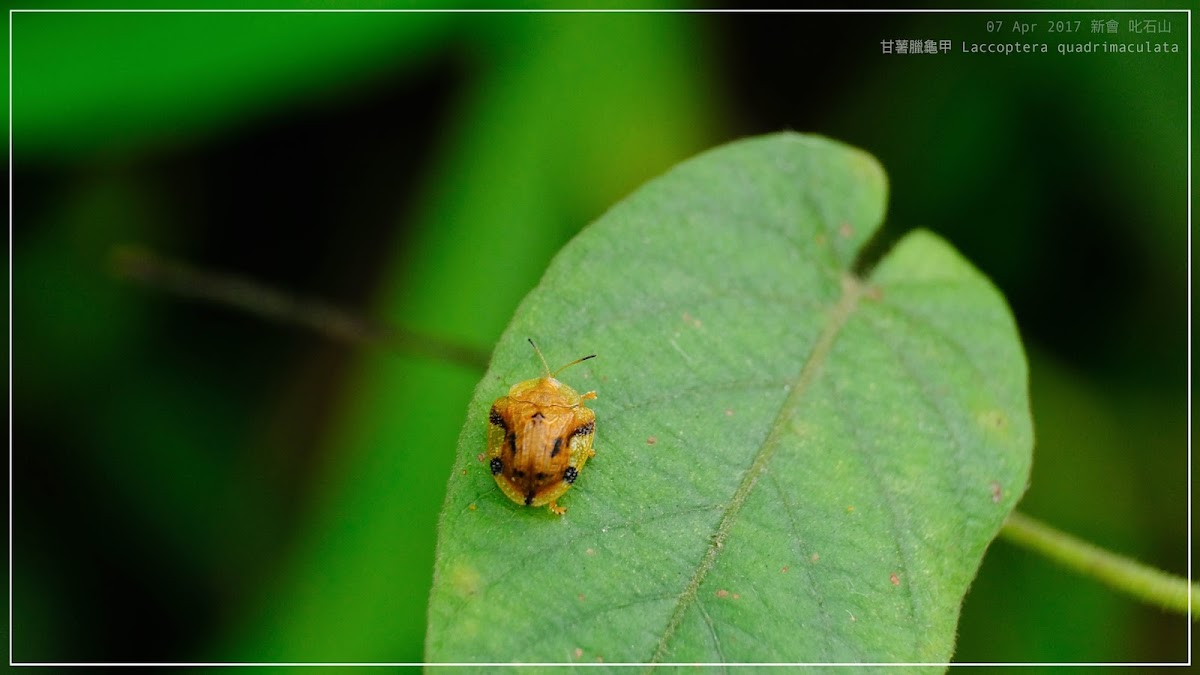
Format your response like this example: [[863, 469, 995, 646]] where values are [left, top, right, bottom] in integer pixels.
[[1000, 510, 1195, 618], [110, 245, 491, 371]]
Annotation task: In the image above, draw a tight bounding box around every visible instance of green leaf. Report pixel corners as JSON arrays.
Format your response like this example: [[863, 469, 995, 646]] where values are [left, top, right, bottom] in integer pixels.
[[426, 132, 1032, 666]]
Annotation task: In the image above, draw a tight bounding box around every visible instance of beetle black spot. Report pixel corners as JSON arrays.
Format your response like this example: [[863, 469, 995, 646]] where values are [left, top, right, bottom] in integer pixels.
[[513, 469, 526, 479], [551, 437, 563, 458], [524, 493, 534, 506], [535, 471, 547, 481], [564, 466, 579, 484], [507, 432, 517, 455], [572, 421, 595, 438], [489, 406, 506, 428], [490, 458, 502, 475]]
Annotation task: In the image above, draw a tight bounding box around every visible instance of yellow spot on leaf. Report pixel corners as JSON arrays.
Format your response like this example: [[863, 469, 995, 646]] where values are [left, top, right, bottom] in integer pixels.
[[977, 409, 1009, 432], [447, 563, 481, 599]]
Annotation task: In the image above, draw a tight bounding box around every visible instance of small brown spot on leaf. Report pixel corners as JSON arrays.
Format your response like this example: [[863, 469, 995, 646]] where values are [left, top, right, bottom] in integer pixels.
[[811, 553, 820, 562], [890, 573, 901, 586], [595, 656, 604, 663], [468, 504, 476, 511], [716, 589, 730, 599], [864, 285, 883, 301], [586, 547, 596, 556], [647, 436, 657, 445], [978, 409, 1009, 431], [990, 481, 1003, 503], [725, 408, 734, 417], [732, 593, 741, 600], [460, 469, 468, 476], [846, 505, 855, 513], [781, 566, 789, 574], [475, 453, 485, 463], [574, 648, 583, 659], [578, 593, 586, 602], [839, 222, 854, 238]]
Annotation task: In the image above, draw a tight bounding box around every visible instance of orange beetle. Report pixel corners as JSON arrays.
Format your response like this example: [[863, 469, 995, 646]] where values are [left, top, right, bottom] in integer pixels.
[[486, 340, 597, 515]]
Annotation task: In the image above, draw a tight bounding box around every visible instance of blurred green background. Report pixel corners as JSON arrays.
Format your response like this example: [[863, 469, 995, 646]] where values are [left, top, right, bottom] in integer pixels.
[[10, 3, 1189, 664]]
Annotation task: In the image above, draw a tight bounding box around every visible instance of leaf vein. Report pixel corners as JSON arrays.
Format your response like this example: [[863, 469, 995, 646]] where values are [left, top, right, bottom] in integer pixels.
[[871, 299, 1009, 407], [695, 598, 727, 668], [646, 275, 865, 665], [768, 470, 835, 659], [825, 364, 922, 658]]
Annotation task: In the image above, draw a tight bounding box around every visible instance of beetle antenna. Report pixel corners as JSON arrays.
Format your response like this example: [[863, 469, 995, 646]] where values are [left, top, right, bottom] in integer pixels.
[[553, 353, 596, 377], [528, 338, 553, 377], [529, 338, 595, 378]]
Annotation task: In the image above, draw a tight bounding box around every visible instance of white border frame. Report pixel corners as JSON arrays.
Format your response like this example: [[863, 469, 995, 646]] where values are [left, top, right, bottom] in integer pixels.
[[7, 6, 1190, 667]]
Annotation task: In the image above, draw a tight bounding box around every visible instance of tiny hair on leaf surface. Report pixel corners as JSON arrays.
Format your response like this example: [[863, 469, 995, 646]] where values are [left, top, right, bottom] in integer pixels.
[[426, 132, 1032, 666]]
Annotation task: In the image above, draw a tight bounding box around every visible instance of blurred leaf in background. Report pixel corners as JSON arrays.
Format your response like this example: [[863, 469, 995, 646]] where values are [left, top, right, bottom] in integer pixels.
[[9, 4, 1188, 665], [12, 3, 717, 663]]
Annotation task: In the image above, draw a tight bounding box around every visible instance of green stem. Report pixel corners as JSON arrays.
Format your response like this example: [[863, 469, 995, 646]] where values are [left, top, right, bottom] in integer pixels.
[[1000, 510, 1196, 618], [110, 245, 491, 371]]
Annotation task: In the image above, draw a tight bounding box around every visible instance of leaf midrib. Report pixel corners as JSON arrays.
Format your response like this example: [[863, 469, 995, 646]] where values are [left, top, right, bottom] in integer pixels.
[[647, 273, 867, 664]]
